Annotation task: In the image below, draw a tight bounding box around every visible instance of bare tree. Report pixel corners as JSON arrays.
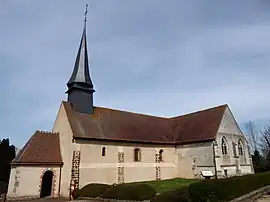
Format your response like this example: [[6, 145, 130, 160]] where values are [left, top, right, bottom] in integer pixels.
[[245, 121, 260, 152], [260, 122, 270, 157]]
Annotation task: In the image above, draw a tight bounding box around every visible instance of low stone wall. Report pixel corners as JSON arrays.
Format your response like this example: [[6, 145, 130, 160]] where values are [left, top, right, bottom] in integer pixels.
[[6, 196, 39, 201], [6, 195, 64, 201], [229, 185, 270, 202]]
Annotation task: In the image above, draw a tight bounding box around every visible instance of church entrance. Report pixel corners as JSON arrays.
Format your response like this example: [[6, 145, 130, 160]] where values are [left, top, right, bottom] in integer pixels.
[[40, 170, 53, 198]]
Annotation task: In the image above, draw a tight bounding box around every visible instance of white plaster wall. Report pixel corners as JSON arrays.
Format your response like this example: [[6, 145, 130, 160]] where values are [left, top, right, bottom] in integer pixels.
[[7, 166, 60, 198], [78, 140, 177, 188], [79, 140, 118, 187], [52, 103, 74, 198], [177, 142, 214, 179]]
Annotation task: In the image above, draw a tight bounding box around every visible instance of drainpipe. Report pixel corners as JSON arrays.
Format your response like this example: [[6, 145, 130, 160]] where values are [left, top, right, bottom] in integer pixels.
[[213, 141, 218, 179]]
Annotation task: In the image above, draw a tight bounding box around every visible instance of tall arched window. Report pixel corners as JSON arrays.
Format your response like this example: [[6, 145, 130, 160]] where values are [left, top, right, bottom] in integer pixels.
[[221, 137, 228, 155], [134, 148, 141, 162], [159, 149, 164, 162], [102, 147, 106, 156], [238, 139, 243, 155]]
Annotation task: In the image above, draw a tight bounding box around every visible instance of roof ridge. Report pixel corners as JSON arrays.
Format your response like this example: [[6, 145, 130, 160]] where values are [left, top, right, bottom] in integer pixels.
[[171, 104, 228, 119], [75, 103, 169, 119], [36, 130, 59, 135], [63, 101, 228, 120]]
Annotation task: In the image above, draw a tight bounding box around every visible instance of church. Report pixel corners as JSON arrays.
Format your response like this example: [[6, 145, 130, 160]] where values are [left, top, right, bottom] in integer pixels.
[[7, 13, 254, 200]]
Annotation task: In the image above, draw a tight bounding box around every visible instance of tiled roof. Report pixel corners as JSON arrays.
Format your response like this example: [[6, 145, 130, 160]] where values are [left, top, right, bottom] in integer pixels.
[[11, 131, 63, 165], [63, 101, 227, 144], [172, 105, 227, 144]]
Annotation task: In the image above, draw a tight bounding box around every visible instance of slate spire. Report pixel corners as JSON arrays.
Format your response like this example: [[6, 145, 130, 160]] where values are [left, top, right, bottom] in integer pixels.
[[66, 4, 95, 114]]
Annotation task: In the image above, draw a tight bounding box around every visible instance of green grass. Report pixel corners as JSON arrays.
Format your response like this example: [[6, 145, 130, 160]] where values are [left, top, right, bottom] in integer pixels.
[[131, 178, 198, 194]]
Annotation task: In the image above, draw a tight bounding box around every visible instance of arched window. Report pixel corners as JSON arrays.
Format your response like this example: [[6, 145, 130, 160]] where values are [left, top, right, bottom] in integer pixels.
[[102, 147, 106, 156], [238, 139, 243, 155], [159, 149, 164, 162], [134, 148, 141, 162], [221, 137, 228, 155]]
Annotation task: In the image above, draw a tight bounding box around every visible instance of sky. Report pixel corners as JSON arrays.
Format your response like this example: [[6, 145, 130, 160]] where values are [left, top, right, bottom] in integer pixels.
[[1, 0, 270, 148]]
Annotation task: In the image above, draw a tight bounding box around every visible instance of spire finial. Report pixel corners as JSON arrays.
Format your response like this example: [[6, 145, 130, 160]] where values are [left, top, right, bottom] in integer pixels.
[[84, 4, 88, 26]]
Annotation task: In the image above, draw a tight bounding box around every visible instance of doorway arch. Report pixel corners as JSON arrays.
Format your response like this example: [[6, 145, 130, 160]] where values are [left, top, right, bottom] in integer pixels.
[[40, 170, 53, 198]]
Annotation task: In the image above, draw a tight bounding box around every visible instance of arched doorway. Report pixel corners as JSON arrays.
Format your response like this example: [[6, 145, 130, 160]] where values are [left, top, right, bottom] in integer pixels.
[[40, 170, 53, 198]]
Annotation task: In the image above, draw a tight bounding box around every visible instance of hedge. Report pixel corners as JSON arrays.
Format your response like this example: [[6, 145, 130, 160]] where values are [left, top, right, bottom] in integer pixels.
[[152, 172, 270, 202], [188, 172, 270, 201], [101, 183, 156, 201], [76, 183, 112, 198], [151, 187, 191, 202]]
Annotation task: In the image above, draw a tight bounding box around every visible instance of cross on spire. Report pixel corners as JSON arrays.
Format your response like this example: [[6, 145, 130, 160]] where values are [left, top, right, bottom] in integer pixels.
[[84, 4, 88, 26]]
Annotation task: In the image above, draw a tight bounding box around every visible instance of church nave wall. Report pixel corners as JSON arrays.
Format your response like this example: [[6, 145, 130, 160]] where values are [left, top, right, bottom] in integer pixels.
[[176, 142, 214, 179], [79, 167, 117, 188], [77, 139, 177, 186]]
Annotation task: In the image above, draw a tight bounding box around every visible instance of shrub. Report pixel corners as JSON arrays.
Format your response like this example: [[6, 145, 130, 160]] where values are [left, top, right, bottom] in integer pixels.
[[76, 183, 112, 198], [151, 187, 191, 202], [101, 183, 156, 201], [0, 181, 7, 194], [188, 172, 270, 201]]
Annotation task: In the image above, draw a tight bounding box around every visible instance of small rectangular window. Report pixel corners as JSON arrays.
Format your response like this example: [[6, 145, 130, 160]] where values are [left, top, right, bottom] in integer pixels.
[[134, 148, 141, 162], [224, 169, 228, 178], [102, 147, 106, 156]]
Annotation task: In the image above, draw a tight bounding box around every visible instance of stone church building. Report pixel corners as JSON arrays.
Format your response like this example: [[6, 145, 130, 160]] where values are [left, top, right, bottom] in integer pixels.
[[7, 19, 253, 199]]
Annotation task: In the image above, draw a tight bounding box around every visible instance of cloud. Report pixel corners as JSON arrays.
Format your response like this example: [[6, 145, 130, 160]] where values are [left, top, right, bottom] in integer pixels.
[[1, 0, 270, 147]]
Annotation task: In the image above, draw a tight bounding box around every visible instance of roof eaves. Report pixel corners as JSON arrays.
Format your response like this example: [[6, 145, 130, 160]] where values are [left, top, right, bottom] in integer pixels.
[[73, 136, 176, 145], [11, 161, 63, 166], [176, 138, 216, 145]]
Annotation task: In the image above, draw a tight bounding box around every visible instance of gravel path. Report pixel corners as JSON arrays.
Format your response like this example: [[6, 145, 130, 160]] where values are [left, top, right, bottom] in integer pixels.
[[257, 193, 270, 202]]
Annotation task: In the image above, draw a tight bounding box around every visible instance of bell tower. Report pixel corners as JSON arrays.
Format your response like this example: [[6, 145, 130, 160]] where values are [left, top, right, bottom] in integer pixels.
[[66, 4, 95, 114]]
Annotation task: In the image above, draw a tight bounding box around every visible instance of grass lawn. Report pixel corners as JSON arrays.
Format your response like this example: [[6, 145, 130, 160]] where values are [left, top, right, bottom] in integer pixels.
[[132, 178, 199, 194]]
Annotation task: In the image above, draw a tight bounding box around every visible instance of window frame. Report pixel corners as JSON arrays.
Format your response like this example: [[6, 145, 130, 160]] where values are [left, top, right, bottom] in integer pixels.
[[221, 137, 228, 155], [238, 139, 244, 156]]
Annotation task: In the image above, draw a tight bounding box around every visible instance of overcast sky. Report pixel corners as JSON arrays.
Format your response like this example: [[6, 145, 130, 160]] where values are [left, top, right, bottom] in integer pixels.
[[1, 0, 270, 148]]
